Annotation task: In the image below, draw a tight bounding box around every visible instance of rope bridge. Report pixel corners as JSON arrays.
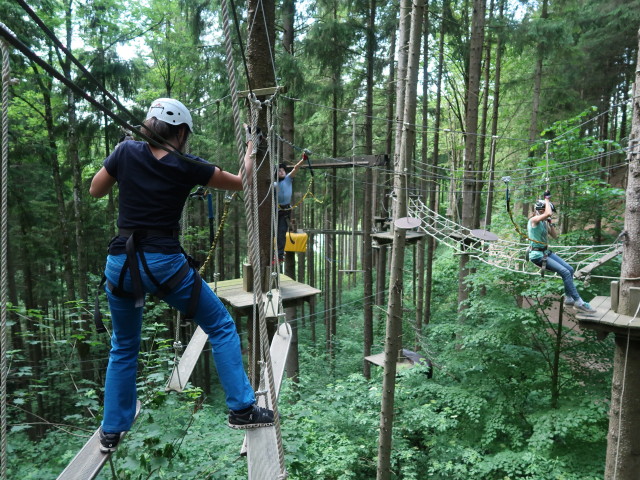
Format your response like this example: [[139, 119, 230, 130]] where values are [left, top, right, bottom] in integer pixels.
[[407, 197, 622, 278]]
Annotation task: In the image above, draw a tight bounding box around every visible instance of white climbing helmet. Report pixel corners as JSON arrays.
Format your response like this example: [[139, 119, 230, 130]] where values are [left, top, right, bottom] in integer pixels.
[[145, 98, 193, 132]]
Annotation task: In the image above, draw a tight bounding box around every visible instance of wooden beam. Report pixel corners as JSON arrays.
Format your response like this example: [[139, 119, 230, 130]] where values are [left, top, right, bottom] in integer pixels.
[[299, 154, 389, 169], [237, 86, 286, 98], [574, 246, 622, 279]]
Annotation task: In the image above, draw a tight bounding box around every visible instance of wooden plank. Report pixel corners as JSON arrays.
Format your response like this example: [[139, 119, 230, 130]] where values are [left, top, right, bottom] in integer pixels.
[[244, 322, 292, 479], [611, 281, 620, 313], [629, 287, 640, 316], [574, 246, 622, 279], [237, 86, 286, 98], [166, 327, 209, 392], [371, 230, 426, 246], [300, 154, 389, 169], [166, 291, 287, 393], [57, 401, 142, 480], [216, 275, 320, 311]]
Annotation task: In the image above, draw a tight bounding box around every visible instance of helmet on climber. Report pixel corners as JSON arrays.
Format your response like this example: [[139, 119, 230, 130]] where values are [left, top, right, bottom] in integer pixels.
[[142, 98, 192, 151], [534, 199, 556, 213], [145, 98, 193, 132]]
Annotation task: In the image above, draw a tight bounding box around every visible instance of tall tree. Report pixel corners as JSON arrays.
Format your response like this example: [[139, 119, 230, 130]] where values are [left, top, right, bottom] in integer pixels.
[[458, 0, 485, 309], [424, 0, 448, 329], [610, 30, 640, 479], [362, 0, 376, 379], [377, 2, 423, 478]]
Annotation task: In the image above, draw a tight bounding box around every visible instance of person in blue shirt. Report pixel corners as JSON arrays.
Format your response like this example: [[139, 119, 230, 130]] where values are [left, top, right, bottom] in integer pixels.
[[275, 156, 304, 262], [89, 98, 274, 453], [527, 194, 596, 313]]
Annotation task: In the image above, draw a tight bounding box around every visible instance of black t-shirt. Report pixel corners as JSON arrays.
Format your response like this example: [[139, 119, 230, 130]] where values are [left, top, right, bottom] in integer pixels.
[[104, 141, 216, 253]]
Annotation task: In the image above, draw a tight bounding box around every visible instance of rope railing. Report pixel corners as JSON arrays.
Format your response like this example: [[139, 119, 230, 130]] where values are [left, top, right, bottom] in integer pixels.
[[1, 37, 10, 480]]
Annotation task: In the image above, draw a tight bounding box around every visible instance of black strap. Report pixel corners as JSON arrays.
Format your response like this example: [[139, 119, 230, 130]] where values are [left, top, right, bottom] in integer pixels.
[[93, 229, 204, 333], [125, 233, 145, 308], [531, 246, 548, 251], [118, 228, 179, 239], [186, 270, 202, 319]]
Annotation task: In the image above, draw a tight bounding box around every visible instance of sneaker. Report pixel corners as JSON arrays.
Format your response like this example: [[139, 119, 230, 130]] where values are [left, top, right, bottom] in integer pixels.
[[564, 298, 575, 306], [574, 302, 597, 314], [99, 428, 121, 453], [228, 404, 275, 430]]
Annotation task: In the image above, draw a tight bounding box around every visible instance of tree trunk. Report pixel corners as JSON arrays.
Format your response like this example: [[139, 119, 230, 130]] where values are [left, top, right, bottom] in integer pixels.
[[391, 0, 411, 222], [247, 0, 276, 275], [619, 29, 640, 317], [458, 0, 486, 310], [362, 0, 376, 380], [377, 3, 423, 479], [63, 0, 91, 380], [604, 28, 640, 479], [380, 26, 396, 223], [31, 60, 76, 301], [281, 0, 295, 167], [484, 0, 505, 228], [424, 0, 448, 328], [473, 0, 494, 228], [416, 3, 429, 350], [604, 336, 640, 479]]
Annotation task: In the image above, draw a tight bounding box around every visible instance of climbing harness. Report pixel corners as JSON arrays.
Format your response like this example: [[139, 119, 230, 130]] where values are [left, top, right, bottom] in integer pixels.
[[93, 230, 203, 333]]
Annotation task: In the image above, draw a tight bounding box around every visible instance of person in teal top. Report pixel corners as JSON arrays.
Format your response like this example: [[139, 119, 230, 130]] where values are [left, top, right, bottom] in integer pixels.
[[527, 194, 596, 313]]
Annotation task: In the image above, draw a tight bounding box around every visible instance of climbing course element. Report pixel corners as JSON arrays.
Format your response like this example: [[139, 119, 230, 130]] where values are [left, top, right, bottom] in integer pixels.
[[408, 197, 622, 277], [56, 402, 141, 480], [1, 37, 11, 480], [244, 321, 291, 479]]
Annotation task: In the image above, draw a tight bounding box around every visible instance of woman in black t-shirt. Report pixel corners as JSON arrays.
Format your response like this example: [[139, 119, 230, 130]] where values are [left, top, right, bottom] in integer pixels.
[[90, 98, 273, 453]]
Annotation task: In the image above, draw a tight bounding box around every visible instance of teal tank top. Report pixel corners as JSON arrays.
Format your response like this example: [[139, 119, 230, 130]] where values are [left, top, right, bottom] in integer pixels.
[[527, 219, 548, 261]]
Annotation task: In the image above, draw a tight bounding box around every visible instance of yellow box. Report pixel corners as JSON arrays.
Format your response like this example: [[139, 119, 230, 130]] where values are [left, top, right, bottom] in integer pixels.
[[284, 232, 308, 252]]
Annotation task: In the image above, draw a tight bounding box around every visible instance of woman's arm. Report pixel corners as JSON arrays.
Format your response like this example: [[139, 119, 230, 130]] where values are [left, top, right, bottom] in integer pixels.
[[288, 156, 305, 178], [206, 140, 255, 191], [89, 167, 117, 198], [530, 199, 553, 227]]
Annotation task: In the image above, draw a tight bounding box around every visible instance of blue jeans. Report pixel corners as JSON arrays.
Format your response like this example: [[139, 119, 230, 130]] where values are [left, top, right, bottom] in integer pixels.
[[101, 253, 255, 433], [531, 252, 580, 301]]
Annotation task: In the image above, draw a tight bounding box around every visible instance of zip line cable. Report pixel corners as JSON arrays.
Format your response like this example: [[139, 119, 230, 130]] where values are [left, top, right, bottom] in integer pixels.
[[228, 0, 254, 96], [0, 23, 217, 170], [14, 0, 138, 124], [280, 94, 636, 146]]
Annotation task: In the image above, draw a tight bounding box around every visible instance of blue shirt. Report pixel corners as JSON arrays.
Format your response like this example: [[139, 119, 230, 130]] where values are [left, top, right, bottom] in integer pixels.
[[277, 175, 293, 205]]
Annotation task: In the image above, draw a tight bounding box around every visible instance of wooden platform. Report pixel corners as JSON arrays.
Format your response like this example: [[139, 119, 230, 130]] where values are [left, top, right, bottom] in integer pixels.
[[365, 348, 429, 370], [371, 230, 426, 246], [166, 276, 319, 392], [575, 296, 640, 340], [216, 274, 320, 312]]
